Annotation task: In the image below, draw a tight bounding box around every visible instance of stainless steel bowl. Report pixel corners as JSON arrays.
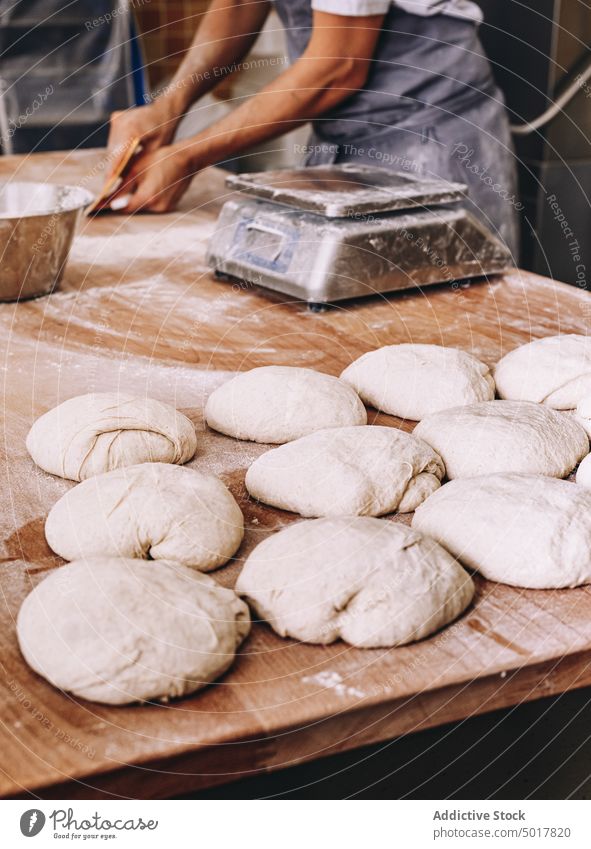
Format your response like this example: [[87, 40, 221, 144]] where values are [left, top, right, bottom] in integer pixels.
[[0, 182, 93, 301]]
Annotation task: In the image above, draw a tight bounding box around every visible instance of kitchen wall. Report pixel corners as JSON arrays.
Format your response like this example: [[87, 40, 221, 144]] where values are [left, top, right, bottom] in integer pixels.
[[135, 0, 211, 87]]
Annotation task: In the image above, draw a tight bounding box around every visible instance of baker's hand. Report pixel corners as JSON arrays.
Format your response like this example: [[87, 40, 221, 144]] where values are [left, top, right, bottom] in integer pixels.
[[113, 145, 195, 214], [107, 103, 177, 161]]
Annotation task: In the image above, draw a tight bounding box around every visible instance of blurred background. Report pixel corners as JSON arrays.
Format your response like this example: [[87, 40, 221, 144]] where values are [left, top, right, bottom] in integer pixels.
[[0, 0, 590, 282]]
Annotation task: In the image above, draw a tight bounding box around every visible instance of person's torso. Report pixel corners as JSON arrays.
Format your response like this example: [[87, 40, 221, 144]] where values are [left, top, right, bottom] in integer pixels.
[[273, 0, 498, 140]]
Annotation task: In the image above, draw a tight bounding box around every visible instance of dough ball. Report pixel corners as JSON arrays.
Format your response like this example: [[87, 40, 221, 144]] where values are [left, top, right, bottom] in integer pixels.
[[494, 334, 591, 409], [27, 393, 197, 481], [574, 395, 591, 437], [236, 517, 473, 648], [245, 426, 444, 517], [413, 473, 591, 588], [17, 558, 250, 705], [576, 453, 591, 487], [205, 366, 366, 443], [45, 463, 244, 572], [413, 400, 588, 479], [340, 344, 494, 420]]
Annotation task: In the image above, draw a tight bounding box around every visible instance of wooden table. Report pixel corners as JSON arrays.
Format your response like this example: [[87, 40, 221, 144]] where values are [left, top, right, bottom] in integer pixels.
[[1, 150, 591, 800]]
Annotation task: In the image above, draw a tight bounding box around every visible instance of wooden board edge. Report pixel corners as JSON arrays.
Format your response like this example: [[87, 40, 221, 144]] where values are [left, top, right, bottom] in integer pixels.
[[6, 647, 591, 800]]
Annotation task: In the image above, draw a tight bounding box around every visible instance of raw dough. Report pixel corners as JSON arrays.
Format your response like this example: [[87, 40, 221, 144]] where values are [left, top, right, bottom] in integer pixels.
[[575, 395, 591, 437], [236, 517, 474, 648], [494, 334, 591, 409], [340, 344, 494, 420], [45, 463, 244, 572], [17, 558, 250, 705], [576, 453, 591, 487], [413, 473, 591, 588], [245, 426, 444, 517], [413, 400, 588, 479], [27, 393, 197, 481], [205, 366, 366, 443]]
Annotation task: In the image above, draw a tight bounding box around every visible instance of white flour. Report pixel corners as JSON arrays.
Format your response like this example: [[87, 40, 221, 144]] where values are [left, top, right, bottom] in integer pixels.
[[302, 670, 365, 699]]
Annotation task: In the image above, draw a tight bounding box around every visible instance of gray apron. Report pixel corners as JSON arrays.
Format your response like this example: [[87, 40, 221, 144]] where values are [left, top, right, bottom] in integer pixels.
[[273, 1, 520, 258]]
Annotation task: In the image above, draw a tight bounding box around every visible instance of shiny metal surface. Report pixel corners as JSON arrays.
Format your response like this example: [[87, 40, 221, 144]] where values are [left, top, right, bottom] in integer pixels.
[[207, 197, 512, 303], [0, 182, 92, 301], [226, 164, 466, 218]]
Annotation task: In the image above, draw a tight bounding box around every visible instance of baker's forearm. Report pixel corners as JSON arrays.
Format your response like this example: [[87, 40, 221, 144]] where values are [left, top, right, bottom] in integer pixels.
[[159, 0, 272, 119], [116, 10, 383, 213], [174, 55, 369, 170]]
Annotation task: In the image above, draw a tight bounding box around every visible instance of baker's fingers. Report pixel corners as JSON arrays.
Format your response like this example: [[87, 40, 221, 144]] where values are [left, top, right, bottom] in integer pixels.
[[111, 150, 165, 200], [106, 112, 137, 159], [88, 146, 141, 215], [109, 174, 140, 203], [123, 180, 180, 214], [89, 170, 140, 215], [123, 186, 166, 214], [137, 133, 162, 154], [109, 158, 144, 197]]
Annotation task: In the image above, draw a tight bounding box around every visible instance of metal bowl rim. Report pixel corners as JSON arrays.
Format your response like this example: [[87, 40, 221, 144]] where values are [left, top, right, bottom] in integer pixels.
[[0, 181, 94, 220]]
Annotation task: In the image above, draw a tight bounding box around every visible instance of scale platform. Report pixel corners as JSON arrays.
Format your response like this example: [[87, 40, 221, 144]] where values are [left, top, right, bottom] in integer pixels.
[[206, 164, 512, 304]]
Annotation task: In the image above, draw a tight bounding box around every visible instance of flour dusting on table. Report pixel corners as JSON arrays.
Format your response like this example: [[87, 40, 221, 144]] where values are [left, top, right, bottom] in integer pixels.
[[302, 670, 366, 699]]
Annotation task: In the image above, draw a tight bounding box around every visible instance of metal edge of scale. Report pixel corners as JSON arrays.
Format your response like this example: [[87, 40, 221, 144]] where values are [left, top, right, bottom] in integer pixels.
[[207, 166, 513, 304], [224, 163, 467, 217]]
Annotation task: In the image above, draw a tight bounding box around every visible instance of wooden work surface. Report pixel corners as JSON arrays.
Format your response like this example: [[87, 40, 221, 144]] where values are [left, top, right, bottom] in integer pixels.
[[1, 150, 591, 800]]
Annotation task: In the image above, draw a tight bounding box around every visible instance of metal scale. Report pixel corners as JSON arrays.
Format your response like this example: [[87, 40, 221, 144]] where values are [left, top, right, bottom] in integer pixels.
[[206, 164, 512, 305]]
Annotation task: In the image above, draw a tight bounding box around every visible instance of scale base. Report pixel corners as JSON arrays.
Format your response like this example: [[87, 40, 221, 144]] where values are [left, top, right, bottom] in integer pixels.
[[207, 197, 512, 304]]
